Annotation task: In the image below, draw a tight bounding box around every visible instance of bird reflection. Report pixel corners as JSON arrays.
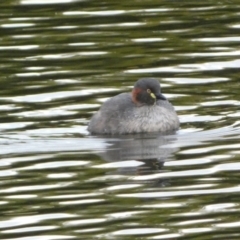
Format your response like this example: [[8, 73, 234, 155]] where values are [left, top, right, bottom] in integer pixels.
[[97, 132, 178, 176]]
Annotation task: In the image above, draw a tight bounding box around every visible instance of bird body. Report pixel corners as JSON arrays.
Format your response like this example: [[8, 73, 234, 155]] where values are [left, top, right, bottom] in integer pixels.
[[88, 78, 179, 135]]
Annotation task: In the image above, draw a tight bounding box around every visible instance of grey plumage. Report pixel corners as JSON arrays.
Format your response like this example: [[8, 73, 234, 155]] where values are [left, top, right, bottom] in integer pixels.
[[88, 78, 179, 135]]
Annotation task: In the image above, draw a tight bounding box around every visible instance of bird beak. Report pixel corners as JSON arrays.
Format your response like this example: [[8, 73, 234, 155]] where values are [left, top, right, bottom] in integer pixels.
[[155, 93, 166, 101]]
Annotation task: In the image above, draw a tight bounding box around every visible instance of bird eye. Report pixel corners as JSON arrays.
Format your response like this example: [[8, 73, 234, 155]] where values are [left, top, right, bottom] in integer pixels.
[[147, 89, 151, 93]]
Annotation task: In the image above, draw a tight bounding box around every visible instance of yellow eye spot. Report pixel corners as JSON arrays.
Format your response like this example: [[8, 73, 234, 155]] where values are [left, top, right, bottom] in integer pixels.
[[147, 89, 156, 100], [150, 93, 156, 99]]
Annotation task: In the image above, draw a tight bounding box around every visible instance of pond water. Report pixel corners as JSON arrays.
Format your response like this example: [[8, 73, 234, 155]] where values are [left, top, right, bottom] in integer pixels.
[[1, 0, 240, 239]]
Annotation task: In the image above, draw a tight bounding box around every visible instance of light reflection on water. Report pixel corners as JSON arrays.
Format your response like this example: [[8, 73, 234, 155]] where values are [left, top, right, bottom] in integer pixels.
[[1, 0, 240, 239], [125, 59, 240, 73]]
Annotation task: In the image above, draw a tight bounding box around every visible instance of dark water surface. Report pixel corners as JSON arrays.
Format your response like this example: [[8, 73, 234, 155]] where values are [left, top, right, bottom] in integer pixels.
[[1, 0, 240, 239]]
